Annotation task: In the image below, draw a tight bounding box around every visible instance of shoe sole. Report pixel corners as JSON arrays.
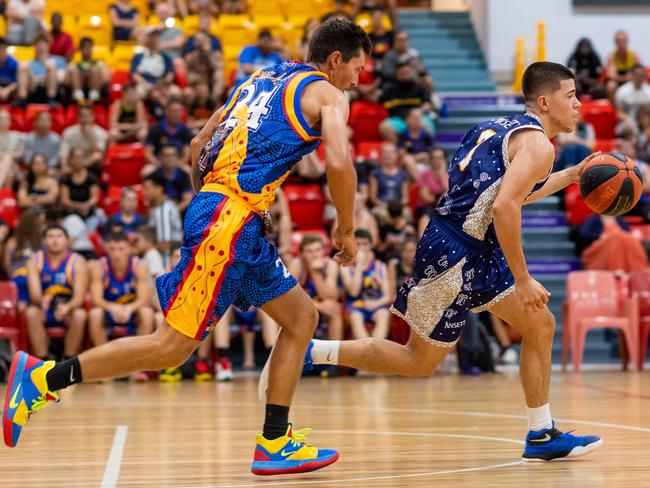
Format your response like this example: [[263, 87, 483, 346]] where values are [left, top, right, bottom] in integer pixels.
[[522, 438, 603, 462], [251, 452, 339, 475], [3, 351, 27, 448]]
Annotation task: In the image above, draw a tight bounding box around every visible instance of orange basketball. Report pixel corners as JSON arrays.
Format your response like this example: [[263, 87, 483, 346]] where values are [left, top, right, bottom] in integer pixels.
[[579, 152, 643, 216]]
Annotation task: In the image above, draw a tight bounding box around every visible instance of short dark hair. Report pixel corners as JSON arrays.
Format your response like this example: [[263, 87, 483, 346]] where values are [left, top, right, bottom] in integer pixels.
[[143, 173, 166, 190], [78, 104, 93, 114], [105, 231, 129, 243], [137, 225, 157, 244], [307, 19, 372, 65], [522, 62, 575, 103], [160, 144, 179, 156], [43, 224, 68, 238], [34, 34, 49, 44], [79, 36, 93, 47], [299, 233, 324, 252], [258, 28, 272, 39], [354, 229, 372, 241], [0, 37, 7, 47]]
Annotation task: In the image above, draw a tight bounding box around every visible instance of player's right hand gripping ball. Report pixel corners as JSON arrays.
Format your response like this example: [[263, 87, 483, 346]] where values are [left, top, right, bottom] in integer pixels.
[[579, 152, 643, 216]]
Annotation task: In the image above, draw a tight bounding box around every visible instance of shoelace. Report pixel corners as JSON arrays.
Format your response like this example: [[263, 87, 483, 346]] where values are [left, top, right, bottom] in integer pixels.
[[28, 391, 59, 419], [288, 427, 312, 448]]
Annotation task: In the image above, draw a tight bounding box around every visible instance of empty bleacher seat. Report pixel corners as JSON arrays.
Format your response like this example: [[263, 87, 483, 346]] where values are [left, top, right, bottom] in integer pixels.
[[284, 184, 326, 230], [580, 100, 617, 140], [104, 143, 146, 187], [348, 101, 388, 144]]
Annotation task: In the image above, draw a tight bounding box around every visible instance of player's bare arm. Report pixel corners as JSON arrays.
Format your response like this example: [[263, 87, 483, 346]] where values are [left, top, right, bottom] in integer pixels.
[[493, 129, 554, 312]]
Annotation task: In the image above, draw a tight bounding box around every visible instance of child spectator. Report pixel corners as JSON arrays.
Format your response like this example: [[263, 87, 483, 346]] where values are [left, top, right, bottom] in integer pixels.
[[17, 153, 59, 210], [109, 83, 148, 143], [105, 187, 144, 236], [17, 34, 58, 106], [109, 0, 141, 42], [60, 147, 102, 231], [0, 38, 18, 103], [416, 147, 448, 235], [67, 37, 109, 103], [23, 111, 60, 168], [145, 98, 192, 169], [388, 237, 417, 293], [399, 107, 434, 161], [134, 225, 165, 280], [377, 200, 415, 261], [60, 105, 108, 171], [143, 173, 182, 268], [5, 208, 44, 306], [48, 12, 74, 62], [131, 29, 175, 97], [369, 142, 409, 215]]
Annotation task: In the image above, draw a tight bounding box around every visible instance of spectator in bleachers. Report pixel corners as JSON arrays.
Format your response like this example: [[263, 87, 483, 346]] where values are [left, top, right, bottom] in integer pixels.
[[341, 229, 392, 340], [60, 147, 102, 230], [369, 141, 409, 216], [0, 38, 18, 103], [48, 12, 74, 62], [23, 111, 60, 168], [416, 146, 448, 235], [266, 188, 293, 260], [188, 0, 217, 16], [357, 0, 397, 28], [184, 33, 224, 103], [236, 29, 282, 83], [88, 232, 154, 359], [155, 3, 185, 63], [144, 97, 192, 170], [399, 107, 434, 163], [0, 109, 23, 187], [353, 191, 379, 245], [148, 144, 193, 214], [555, 113, 595, 172], [615, 64, 650, 130], [387, 237, 416, 293], [60, 105, 108, 171], [143, 173, 182, 267], [186, 80, 218, 133], [567, 38, 603, 98], [6, 0, 44, 46], [220, 0, 245, 14], [134, 225, 165, 280], [636, 107, 650, 162], [288, 234, 343, 341], [17, 153, 59, 210], [5, 208, 44, 305], [17, 34, 58, 106], [367, 7, 394, 66], [381, 31, 432, 93], [617, 138, 650, 220], [109, 82, 148, 143], [105, 187, 144, 236], [109, 0, 141, 42], [130, 28, 175, 98], [297, 19, 319, 62], [377, 200, 415, 261], [68, 37, 109, 103], [605, 30, 641, 101], [379, 61, 433, 142], [25, 224, 88, 360]]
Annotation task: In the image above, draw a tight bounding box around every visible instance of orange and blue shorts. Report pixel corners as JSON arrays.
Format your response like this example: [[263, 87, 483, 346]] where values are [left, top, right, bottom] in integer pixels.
[[156, 190, 297, 341]]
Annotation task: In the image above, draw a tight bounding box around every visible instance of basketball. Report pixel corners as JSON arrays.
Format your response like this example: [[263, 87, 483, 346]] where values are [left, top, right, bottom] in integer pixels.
[[579, 152, 644, 216]]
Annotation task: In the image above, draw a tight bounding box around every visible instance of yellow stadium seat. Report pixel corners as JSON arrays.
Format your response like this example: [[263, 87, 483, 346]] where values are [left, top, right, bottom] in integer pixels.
[[78, 15, 112, 45], [253, 14, 288, 39], [111, 43, 140, 71], [129, 0, 150, 18], [182, 15, 200, 36], [0, 16, 6, 37], [217, 15, 257, 46], [223, 44, 243, 84], [286, 15, 311, 30], [285, 0, 332, 17], [8, 46, 35, 62], [45, 0, 78, 18], [248, 0, 286, 16], [355, 13, 392, 33], [85, 0, 111, 16]]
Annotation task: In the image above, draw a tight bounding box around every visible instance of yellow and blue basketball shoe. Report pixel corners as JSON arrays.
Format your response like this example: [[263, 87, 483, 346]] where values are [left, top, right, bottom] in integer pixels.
[[251, 425, 339, 475], [3, 351, 59, 447], [522, 422, 602, 461]]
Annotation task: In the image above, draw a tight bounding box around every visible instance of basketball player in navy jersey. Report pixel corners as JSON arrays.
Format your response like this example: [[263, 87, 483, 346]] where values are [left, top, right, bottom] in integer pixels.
[[282, 62, 604, 461]]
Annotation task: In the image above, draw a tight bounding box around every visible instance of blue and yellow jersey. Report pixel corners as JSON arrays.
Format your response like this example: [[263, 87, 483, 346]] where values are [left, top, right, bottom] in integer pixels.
[[100, 256, 138, 305], [198, 61, 329, 213], [36, 250, 79, 298], [348, 259, 386, 304]]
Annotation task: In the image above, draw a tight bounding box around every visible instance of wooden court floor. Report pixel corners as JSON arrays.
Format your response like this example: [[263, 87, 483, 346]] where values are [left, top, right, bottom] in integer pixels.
[[2, 371, 650, 487]]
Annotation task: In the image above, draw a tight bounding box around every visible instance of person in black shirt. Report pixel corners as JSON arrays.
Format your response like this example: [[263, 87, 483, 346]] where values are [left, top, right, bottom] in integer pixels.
[[368, 8, 394, 67], [144, 98, 193, 172], [567, 38, 603, 98], [149, 145, 193, 214], [60, 147, 103, 231]]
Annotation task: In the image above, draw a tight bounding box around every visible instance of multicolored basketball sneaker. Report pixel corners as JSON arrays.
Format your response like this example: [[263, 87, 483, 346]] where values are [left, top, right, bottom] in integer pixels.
[[3, 351, 59, 447], [522, 422, 602, 461], [251, 424, 339, 475]]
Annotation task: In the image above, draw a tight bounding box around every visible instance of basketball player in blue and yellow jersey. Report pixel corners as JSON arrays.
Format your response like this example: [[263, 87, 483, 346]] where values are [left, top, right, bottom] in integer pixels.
[[87, 231, 154, 348], [4, 19, 370, 476], [23, 225, 88, 361], [296, 62, 605, 461]]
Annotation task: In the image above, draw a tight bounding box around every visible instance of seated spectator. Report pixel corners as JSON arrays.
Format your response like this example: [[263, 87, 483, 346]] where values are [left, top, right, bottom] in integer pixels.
[[155, 3, 185, 63], [48, 12, 74, 62], [388, 237, 417, 293], [617, 138, 650, 221], [416, 146, 448, 235], [236, 29, 282, 83], [184, 31, 224, 102], [581, 214, 649, 271], [357, 0, 397, 27], [147, 144, 193, 213], [615, 64, 650, 129], [353, 191, 380, 246], [68, 37, 109, 103], [17, 34, 58, 106], [60, 105, 108, 171], [25, 224, 88, 360], [297, 19, 319, 61], [24, 111, 60, 168], [221, 0, 245, 14], [145, 98, 192, 169], [109, 0, 141, 42], [186, 80, 218, 133], [17, 153, 59, 210], [188, 0, 218, 16], [183, 15, 222, 56], [61, 210, 96, 260], [381, 31, 432, 93], [6, 0, 44, 46], [104, 186, 144, 236], [143, 173, 182, 267], [130, 28, 175, 98], [555, 114, 595, 172], [288, 234, 343, 341], [0, 38, 18, 103], [637, 107, 650, 162], [567, 38, 603, 98], [369, 142, 409, 215], [399, 107, 434, 162], [88, 232, 154, 363], [0, 108, 23, 187], [379, 62, 433, 142], [134, 225, 165, 280], [367, 7, 394, 67], [341, 229, 392, 340], [109, 82, 148, 143], [605, 30, 641, 101], [60, 147, 102, 231], [377, 200, 415, 261]]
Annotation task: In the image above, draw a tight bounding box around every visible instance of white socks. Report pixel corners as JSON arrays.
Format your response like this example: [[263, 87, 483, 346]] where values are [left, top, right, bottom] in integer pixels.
[[527, 404, 552, 431], [310, 339, 340, 365]]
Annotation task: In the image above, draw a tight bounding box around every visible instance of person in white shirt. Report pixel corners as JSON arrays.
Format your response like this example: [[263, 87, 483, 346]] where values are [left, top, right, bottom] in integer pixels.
[[60, 105, 108, 171], [615, 64, 650, 129], [143, 173, 182, 268], [0, 109, 23, 188]]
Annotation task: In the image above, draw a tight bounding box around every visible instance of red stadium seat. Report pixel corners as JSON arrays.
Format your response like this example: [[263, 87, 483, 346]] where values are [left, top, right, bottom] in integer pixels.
[[594, 139, 618, 153], [284, 184, 326, 230], [0, 105, 25, 131], [0, 281, 26, 351], [564, 183, 594, 226], [629, 269, 650, 370], [175, 65, 188, 89], [356, 141, 382, 161], [563, 270, 639, 372], [580, 100, 617, 139], [88, 231, 104, 258], [0, 188, 19, 227], [109, 70, 131, 103], [104, 143, 146, 187], [348, 101, 388, 144]]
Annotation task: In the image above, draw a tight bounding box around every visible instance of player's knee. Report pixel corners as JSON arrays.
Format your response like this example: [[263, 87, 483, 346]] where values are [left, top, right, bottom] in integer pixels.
[[152, 325, 197, 367], [524, 310, 555, 342]]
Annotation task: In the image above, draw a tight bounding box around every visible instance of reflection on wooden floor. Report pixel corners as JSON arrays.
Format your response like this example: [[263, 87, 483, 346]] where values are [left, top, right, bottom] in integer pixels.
[[2, 371, 650, 487]]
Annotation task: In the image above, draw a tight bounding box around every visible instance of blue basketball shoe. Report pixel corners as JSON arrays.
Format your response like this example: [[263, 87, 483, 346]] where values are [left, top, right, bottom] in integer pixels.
[[302, 341, 315, 373], [522, 422, 602, 461]]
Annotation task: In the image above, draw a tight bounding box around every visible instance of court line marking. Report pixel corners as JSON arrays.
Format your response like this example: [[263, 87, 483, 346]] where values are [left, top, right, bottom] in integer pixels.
[[552, 375, 650, 401], [100, 425, 128, 488]]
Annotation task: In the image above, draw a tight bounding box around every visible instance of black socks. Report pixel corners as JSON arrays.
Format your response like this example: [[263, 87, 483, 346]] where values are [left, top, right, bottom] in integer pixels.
[[263, 404, 290, 440], [217, 348, 229, 359], [45, 356, 83, 391]]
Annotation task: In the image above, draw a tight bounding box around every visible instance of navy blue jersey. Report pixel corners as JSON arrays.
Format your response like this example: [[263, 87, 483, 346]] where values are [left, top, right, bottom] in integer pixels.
[[437, 113, 550, 244]]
